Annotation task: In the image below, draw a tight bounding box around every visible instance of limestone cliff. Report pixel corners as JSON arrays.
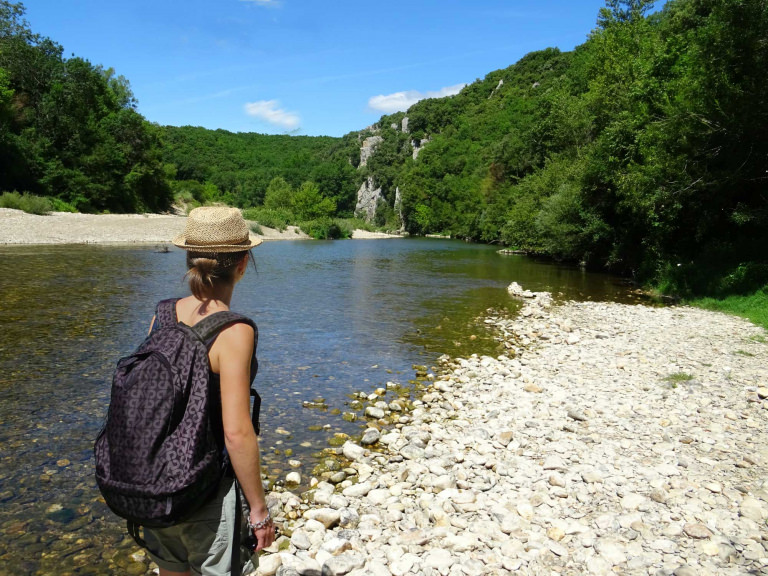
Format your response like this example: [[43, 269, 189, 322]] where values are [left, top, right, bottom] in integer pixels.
[[355, 116, 430, 223], [359, 135, 383, 167], [411, 136, 430, 160], [355, 176, 382, 221]]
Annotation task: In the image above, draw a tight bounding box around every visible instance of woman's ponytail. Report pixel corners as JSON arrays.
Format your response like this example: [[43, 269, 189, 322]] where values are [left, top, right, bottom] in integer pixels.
[[186, 256, 220, 300], [185, 250, 251, 300]]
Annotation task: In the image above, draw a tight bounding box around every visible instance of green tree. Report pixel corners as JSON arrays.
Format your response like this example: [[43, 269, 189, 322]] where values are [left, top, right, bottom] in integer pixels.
[[597, 0, 656, 27], [291, 181, 336, 220], [263, 176, 294, 209]]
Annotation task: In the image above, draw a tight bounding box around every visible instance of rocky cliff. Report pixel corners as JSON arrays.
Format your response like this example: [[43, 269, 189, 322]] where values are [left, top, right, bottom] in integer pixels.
[[355, 116, 429, 223], [355, 176, 382, 221]]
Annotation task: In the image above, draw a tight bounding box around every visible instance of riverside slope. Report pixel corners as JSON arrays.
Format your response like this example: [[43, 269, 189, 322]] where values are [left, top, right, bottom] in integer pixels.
[[256, 288, 768, 575]]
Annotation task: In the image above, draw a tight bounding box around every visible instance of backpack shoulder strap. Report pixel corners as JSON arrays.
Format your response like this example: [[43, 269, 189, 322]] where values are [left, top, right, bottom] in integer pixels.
[[154, 298, 180, 329], [192, 311, 257, 348], [193, 312, 262, 436]]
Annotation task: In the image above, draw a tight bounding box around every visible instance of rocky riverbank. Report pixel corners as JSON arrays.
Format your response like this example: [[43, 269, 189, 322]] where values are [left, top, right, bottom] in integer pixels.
[[254, 287, 768, 576]]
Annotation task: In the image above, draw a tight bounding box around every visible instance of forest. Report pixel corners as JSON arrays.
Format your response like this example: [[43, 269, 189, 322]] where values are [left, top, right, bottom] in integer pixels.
[[363, 0, 768, 297], [1, 0, 766, 298], [0, 2, 172, 212]]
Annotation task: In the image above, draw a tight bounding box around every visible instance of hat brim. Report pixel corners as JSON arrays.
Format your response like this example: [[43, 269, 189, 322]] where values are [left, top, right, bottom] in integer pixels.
[[172, 232, 263, 252]]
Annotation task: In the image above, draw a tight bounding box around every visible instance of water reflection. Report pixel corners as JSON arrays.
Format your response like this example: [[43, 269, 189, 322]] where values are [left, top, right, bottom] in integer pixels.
[[0, 239, 638, 574]]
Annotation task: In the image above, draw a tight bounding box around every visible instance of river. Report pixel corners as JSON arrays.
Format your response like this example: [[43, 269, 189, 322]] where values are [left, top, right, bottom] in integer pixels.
[[0, 238, 642, 575]]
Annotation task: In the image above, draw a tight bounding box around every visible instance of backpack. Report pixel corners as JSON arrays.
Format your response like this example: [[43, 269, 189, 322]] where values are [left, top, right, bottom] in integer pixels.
[[94, 298, 260, 529]]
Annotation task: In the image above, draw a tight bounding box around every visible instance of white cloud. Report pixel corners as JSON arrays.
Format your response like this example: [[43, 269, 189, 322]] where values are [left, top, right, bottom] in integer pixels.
[[368, 83, 466, 113], [244, 100, 300, 130]]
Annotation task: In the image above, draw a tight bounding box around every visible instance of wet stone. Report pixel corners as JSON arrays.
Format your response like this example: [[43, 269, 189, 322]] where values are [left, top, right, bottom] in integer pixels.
[[45, 506, 76, 524], [364, 407, 385, 419], [360, 428, 380, 446], [328, 471, 346, 484]]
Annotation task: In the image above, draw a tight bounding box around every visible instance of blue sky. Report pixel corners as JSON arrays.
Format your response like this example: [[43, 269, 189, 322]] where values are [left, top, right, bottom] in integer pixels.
[[23, 0, 611, 137]]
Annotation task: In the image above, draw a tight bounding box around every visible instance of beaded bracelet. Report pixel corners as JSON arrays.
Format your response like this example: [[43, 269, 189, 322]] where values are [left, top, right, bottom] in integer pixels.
[[247, 511, 272, 531]]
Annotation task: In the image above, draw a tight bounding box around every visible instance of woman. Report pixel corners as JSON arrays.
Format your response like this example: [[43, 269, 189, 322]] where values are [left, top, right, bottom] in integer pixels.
[[143, 206, 275, 576]]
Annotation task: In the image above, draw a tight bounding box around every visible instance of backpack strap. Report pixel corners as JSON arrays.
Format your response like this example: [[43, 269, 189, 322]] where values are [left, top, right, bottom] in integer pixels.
[[192, 312, 262, 436], [191, 311, 255, 346], [154, 298, 180, 330], [232, 480, 242, 576]]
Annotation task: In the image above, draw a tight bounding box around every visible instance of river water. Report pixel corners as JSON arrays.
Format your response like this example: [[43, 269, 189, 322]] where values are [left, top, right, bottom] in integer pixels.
[[0, 238, 642, 574]]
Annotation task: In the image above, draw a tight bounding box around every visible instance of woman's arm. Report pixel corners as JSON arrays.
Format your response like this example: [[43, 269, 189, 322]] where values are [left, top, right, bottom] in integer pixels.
[[214, 322, 275, 551]]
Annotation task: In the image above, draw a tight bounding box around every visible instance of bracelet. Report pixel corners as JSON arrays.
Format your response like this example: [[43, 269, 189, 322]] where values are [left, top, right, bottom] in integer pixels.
[[247, 511, 272, 531]]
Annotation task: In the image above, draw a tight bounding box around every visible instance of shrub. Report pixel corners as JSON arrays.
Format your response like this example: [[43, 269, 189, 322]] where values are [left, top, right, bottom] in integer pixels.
[[300, 218, 354, 240], [0, 191, 53, 215], [50, 198, 77, 213], [241, 207, 294, 231], [263, 177, 294, 209], [0, 191, 23, 210]]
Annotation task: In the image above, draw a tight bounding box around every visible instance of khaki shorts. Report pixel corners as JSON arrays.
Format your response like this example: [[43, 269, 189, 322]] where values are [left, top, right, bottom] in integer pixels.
[[142, 479, 258, 576]]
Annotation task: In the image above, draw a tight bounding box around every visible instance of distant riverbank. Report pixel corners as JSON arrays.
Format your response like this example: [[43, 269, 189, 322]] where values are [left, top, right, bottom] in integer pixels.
[[0, 208, 402, 245]]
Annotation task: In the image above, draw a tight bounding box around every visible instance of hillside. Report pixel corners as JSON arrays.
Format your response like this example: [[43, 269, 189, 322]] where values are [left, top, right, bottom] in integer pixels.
[[158, 126, 360, 215], [359, 0, 768, 295]]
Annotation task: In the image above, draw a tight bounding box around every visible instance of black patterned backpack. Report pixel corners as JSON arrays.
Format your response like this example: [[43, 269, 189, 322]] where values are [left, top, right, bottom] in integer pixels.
[[94, 298, 260, 531]]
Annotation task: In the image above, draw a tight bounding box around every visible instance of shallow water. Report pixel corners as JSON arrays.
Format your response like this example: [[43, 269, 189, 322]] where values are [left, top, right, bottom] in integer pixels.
[[0, 238, 641, 574]]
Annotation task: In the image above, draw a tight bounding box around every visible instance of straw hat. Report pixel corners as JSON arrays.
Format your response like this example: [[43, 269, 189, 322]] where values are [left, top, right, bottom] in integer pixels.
[[173, 207, 262, 252]]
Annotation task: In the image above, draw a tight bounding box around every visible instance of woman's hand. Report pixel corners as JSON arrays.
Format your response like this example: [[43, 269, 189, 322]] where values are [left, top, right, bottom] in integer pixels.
[[248, 509, 276, 552]]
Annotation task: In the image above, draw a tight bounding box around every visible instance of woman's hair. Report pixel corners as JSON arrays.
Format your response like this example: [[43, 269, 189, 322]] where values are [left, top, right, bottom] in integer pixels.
[[185, 250, 256, 300]]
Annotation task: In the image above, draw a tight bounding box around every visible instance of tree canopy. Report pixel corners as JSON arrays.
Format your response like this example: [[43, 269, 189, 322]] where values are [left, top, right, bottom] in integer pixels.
[[0, 1, 171, 211], [158, 125, 358, 215]]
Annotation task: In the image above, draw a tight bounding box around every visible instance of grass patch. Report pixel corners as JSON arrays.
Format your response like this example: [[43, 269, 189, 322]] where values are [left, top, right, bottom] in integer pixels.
[[0, 191, 53, 215], [734, 350, 754, 357], [663, 372, 694, 384], [749, 334, 767, 344], [173, 191, 202, 214], [688, 286, 768, 330]]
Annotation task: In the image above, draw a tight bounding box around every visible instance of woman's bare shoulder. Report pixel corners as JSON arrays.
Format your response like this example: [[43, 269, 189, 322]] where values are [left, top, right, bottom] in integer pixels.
[[213, 321, 255, 357], [219, 321, 255, 340]]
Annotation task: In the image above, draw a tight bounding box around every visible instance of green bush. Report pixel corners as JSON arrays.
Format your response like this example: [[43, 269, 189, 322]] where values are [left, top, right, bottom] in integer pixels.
[[716, 263, 768, 296], [300, 218, 354, 240], [241, 207, 294, 231], [50, 198, 77, 213], [0, 191, 53, 215], [0, 191, 23, 210]]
